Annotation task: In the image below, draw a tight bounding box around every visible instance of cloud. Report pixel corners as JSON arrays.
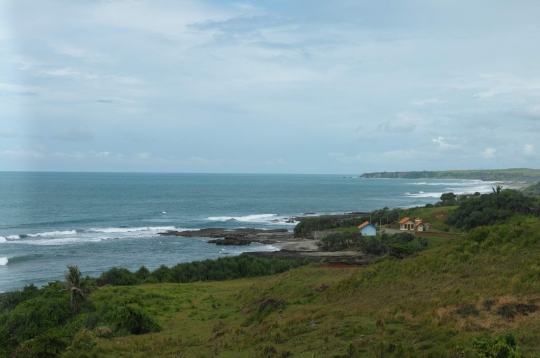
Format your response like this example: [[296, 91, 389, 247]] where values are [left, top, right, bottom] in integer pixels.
[[411, 98, 446, 106], [2, 149, 45, 158], [378, 120, 416, 133], [524, 144, 535, 156], [511, 104, 540, 119], [95, 98, 135, 104], [52, 151, 84, 159], [137, 152, 150, 159], [54, 125, 94, 141], [0, 129, 18, 138], [481, 147, 496, 159], [0, 82, 38, 95], [432, 137, 460, 151], [464, 74, 540, 99]]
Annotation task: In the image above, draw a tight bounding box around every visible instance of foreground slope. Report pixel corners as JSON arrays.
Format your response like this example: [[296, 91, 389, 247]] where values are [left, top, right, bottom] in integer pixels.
[[83, 223, 540, 358]]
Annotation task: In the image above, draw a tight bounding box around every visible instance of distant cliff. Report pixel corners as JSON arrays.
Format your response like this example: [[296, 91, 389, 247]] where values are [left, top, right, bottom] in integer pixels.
[[360, 168, 540, 182]]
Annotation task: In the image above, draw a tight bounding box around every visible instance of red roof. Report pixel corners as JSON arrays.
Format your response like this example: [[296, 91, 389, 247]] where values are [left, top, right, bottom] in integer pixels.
[[398, 217, 410, 224], [357, 221, 370, 229]]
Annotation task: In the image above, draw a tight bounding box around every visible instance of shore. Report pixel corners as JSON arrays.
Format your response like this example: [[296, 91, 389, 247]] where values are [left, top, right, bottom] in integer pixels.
[[159, 211, 377, 265]]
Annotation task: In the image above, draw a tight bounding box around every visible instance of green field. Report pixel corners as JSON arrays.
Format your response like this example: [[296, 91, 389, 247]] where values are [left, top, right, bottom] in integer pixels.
[[56, 221, 540, 358]]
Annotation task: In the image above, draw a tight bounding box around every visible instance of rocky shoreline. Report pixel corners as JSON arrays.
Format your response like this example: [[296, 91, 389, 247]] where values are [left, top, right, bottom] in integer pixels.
[[158, 211, 377, 265], [159, 228, 293, 245]]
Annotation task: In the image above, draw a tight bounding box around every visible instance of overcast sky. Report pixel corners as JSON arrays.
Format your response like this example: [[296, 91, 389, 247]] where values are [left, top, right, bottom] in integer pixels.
[[1, 0, 540, 173]]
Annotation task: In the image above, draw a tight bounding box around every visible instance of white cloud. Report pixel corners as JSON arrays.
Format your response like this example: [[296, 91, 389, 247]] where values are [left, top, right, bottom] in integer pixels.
[[432, 137, 460, 151], [0, 129, 18, 138], [521, 104, 540, 119], [0, 82, 38, 95], [467, 74, 540, 99], [378, 114, 418, 133], [2, 149, 45, 158], [411, 98, 446, 106], [137, 153, 151, 159], [54, 126, 94, 141], [524, 144, 535, 156], [481, 147, 496, 159], [52, 151, 84, 159]]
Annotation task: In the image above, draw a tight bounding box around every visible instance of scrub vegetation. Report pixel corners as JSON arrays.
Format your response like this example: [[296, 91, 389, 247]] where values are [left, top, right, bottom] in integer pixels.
[[2, 189, 540, 357]]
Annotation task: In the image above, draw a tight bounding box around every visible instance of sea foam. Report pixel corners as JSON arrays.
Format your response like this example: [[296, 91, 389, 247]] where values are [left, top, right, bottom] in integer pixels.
[[208, 214, 278, 222], [0, 257, 8, 266]]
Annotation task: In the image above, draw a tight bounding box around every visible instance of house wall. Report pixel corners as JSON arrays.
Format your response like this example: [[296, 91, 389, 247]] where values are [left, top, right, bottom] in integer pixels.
[[361, 225, 377, 236], [400, 222, 414, 230]]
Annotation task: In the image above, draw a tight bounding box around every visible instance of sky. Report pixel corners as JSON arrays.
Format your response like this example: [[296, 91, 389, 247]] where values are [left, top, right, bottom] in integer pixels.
[[1, 0, 540, 174]]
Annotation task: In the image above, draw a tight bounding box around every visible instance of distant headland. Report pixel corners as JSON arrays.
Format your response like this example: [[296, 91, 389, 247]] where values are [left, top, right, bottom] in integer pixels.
[[360, 168, 540, 182]]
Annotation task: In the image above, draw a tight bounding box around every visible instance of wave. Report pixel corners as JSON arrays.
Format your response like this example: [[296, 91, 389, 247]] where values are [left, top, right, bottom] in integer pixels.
[[405, 192, 444, 198], [29, 230, 78, 237], [0, 236, 6, 243], [2, 226, 183, 246], [0, 257, 7, 266], [207, 214, 299, 226], [208, 214, 278, 222], [88, 226, 176, 234], [18, 237, 105, 246]]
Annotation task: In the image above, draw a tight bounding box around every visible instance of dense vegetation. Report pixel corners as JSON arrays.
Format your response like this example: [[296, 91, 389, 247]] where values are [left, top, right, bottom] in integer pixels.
[[444, 189, 540, 230], [96, 254, 311, 286], [0, 280, 162, 357], [0, 255, 309, 357], [34, 220, 540, 357], [360, 168, 540, 181], [294, 207, 401, 238], [320, 231, 424, 258], [523, 181, 540, 196]]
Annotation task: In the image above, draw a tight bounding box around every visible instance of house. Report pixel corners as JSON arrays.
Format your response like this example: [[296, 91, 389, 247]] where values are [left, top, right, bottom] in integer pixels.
[[399, 217, 430, 232], [399, 217, 415, 231], [358, 221, 377, 236]]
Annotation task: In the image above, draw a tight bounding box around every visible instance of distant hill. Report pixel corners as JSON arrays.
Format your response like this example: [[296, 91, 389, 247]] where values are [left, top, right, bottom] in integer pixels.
[[360, 168, 540, 182]]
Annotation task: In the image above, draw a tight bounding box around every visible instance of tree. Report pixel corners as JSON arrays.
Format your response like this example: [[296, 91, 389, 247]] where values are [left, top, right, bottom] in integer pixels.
[[63, 266, 91, 316]]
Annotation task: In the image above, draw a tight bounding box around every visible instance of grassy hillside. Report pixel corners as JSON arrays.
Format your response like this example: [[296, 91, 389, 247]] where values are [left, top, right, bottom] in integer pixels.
[[52, 222, 540, 358], [360, 168, 540, 182], [523, 181, 540, 196], [4, 193, 540, 357]]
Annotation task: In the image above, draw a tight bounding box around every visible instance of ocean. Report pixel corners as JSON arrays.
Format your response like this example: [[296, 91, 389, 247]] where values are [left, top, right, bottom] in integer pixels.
[[0, 172, 504, 292]]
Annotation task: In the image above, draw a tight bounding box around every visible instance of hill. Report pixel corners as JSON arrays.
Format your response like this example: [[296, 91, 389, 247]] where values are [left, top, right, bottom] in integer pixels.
[[360, 168, 540, 182], [523, 181, 540, 196], [72, 223, 540, 357]]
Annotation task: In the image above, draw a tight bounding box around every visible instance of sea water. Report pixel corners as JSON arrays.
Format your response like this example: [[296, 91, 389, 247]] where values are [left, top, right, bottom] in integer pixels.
[[0, 172, 502, 292]]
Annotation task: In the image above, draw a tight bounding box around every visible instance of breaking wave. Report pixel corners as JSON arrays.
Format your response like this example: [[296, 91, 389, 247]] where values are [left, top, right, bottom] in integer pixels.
[[1, 226, 185, 246], [0, 257, 7, 266]]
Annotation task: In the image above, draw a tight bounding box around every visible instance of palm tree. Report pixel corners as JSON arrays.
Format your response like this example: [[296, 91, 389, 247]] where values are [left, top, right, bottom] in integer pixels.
[[63, 266, 91, 315]]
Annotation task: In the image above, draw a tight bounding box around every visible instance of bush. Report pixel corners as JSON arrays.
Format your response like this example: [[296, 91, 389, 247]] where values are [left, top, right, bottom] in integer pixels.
[[472, 333, 522, 358], [320, 231, 419, 258], [114, 305, 161, 335], [445, 189, 539, 230], [96, 255, 311, 286]]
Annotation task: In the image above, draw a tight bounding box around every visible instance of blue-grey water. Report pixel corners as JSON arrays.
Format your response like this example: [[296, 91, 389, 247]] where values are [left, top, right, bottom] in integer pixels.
[[0, 172, 499, 292]]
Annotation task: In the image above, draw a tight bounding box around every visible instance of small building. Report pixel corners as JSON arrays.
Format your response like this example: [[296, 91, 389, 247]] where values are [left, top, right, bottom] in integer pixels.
[[358, 221, 377, 236], [399, 217, 430, 231], [399, 217, 415, 231]]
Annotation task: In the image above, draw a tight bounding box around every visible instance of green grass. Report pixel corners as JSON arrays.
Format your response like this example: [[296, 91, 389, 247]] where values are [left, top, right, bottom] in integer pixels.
[[74, 222, 540, 357]]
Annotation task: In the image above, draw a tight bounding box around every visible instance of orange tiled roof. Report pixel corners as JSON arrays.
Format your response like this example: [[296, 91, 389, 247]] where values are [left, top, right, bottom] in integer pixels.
[[398, 217, 410, 224], [358, 221, 370, 229]]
